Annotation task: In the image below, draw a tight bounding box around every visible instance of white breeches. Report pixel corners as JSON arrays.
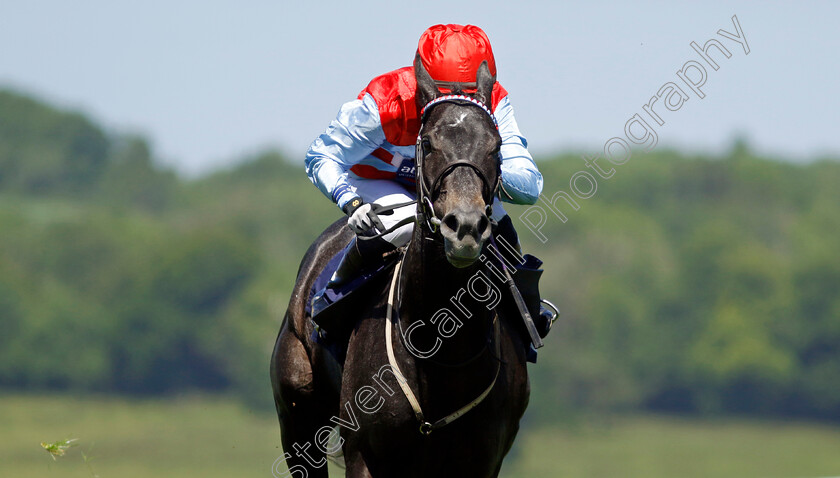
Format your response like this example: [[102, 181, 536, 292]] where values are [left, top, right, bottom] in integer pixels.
[[346, 176, 508, 246]]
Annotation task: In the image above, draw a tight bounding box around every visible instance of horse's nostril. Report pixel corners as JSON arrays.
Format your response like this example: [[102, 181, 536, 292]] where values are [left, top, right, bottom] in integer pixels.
[[477, 215, 489, 236], [443, 214, 459, 233]]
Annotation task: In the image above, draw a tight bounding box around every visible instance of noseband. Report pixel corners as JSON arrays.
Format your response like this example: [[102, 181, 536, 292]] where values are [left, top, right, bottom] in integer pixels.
[[415, 95, 502, 233]]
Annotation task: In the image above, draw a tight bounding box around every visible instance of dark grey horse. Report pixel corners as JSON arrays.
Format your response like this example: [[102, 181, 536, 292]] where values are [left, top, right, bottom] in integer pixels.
[[270, 56, 529, 478]]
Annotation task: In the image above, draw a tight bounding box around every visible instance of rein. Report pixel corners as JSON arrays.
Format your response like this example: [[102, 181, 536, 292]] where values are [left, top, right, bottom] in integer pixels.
[[357, 200, 420, 241]]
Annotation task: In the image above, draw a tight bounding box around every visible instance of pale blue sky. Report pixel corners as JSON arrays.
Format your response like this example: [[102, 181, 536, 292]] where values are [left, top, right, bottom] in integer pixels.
[[1, 1, 837, 174]]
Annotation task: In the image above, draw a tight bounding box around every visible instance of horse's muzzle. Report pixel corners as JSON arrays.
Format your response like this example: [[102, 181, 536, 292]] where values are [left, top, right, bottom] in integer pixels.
[[440, 207, 491, 268]]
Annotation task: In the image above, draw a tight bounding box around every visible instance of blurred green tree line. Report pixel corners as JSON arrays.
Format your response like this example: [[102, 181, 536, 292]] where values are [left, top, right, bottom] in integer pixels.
[[0, 89, 838, 420]]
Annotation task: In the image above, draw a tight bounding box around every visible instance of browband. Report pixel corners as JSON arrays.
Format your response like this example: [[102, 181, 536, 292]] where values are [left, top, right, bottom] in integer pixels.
[[419, 95, 498, 129]]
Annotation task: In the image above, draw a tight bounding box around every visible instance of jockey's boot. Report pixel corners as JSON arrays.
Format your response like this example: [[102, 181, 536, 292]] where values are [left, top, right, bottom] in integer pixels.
[[311, 235, 395, 318], [495, 216, 558, 339]]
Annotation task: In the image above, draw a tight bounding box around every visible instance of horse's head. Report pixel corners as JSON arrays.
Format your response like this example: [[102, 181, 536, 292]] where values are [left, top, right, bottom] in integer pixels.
[[414, 55, 501, 268]]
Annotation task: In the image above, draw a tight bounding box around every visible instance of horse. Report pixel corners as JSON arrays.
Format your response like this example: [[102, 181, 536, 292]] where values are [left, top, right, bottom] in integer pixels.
[[270, 56, 530, 478]]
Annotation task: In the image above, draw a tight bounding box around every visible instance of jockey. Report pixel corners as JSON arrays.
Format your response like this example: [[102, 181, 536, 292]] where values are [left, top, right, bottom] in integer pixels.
[[305, 24, 552, 338]]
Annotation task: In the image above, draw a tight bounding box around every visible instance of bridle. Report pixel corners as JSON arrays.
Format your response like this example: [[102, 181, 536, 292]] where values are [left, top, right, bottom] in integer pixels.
[[358, 94, 502, 241], [415, 94, 502, 234]]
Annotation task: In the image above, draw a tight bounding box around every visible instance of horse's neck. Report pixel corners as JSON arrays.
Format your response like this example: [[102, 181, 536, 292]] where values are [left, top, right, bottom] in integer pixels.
[[398, 229, 495, 364]]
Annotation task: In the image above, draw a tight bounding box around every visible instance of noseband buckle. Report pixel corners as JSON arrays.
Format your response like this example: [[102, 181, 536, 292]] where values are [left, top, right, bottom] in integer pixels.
[[422, 196, 440, 233]]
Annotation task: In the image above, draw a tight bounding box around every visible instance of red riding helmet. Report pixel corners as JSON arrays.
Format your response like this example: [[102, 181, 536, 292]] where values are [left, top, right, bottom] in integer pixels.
[[417, 24, 497, 89]]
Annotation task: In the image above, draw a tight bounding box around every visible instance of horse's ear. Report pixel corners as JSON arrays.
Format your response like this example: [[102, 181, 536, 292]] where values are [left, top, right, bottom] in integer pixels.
[[414, 54, 440, 108], [475, 61, 495, 107]]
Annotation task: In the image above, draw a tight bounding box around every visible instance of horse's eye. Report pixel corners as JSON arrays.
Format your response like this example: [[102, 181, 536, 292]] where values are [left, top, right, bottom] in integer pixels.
[[421, 139, 432, 155]]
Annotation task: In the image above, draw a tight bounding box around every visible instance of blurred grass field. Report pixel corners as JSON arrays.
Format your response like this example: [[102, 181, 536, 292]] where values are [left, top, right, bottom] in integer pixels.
[[2, 395, 840, 477]]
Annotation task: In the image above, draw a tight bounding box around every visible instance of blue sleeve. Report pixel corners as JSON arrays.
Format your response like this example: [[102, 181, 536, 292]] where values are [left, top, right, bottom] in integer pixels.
[[495, 96, 543, 205], [304, 93, 386, 209]]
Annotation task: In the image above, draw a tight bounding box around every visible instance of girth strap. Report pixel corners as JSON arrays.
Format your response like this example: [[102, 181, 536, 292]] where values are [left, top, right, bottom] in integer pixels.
[[385, 258, 501, 435]]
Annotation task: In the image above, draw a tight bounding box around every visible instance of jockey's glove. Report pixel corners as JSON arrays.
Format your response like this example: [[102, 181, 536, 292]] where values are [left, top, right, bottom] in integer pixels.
[[343, 196, 386, 235]]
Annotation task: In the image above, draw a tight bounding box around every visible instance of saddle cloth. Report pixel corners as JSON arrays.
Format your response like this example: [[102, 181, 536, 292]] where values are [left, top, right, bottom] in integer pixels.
[[306, 247, 400, 361]]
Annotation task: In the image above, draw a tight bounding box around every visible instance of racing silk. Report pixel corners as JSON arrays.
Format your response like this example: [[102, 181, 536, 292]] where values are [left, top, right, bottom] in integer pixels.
[[305, 67, 543, 209]]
